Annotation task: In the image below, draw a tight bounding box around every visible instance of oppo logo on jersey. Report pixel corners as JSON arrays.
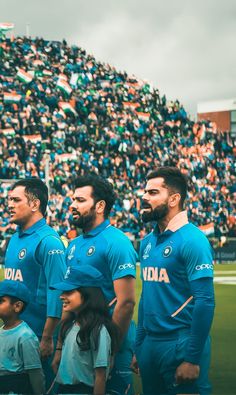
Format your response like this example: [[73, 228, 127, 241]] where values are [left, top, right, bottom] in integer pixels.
[[143, 267, 170, 283], [4, 268, 23, 281]]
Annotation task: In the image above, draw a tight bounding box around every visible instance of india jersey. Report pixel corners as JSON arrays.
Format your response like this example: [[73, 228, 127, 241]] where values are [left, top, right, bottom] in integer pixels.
[[66, 220, 137, 305], [4, 218, 67, 336], [140, 222, 214, 334]]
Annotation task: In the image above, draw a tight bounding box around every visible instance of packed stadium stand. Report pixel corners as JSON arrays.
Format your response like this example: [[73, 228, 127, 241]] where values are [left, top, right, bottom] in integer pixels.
[[0, 36, 235, 248]]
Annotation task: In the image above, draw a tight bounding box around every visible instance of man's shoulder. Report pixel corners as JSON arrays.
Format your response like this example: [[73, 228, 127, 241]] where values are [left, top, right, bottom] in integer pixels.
[[103, 225, 133, 244], [178, 222, 210, 243]]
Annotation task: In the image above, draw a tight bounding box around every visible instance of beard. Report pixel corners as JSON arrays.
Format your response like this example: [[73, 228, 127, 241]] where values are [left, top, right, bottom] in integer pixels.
[[70, 206, 97, 231], [141, 201, 169, 223]]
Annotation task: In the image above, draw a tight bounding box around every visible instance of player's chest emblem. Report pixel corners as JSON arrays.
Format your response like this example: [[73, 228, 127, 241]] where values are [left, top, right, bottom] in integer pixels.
[[163, 246, 172, 258], [18, 248, 27, 260], [67, 245, 76, 260], [87, 246, 95, 256], [143, 242, 151, 260]]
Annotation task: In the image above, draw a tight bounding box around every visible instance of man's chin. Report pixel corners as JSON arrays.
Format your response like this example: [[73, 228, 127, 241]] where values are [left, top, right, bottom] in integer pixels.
[[141, 213, 154, 223]]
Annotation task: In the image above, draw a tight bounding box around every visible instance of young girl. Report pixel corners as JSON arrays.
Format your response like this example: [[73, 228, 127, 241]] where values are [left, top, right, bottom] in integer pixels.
[[51, 266, 120, 395]]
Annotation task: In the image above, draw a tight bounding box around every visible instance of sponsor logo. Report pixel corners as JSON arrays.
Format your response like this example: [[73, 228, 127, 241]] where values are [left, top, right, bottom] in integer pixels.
[[67, 245, 75, 261], [4, 268, 23, 281], [143, 267, 170, 283], [48, 249, 64, 255], [87, 246, 95, 256], [195, 264, 213, 271], [118, 263, 135, 270], [143, 242, 151, 260], [18, 249, 26, 260], [163, 246, 172, 258]]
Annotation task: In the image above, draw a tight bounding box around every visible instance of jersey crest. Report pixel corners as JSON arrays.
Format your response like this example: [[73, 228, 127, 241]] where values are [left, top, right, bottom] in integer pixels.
[[163, 246, 172, 257], [18, 248, 27, 260], [87, 246, 95, 256]]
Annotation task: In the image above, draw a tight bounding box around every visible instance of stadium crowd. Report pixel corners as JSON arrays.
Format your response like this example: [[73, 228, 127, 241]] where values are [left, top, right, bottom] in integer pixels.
[[0, 36, 235, 243]]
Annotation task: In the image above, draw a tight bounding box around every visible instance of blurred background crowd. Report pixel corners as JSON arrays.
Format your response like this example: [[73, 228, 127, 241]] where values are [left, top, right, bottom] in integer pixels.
[[0, 36, 235, 243]]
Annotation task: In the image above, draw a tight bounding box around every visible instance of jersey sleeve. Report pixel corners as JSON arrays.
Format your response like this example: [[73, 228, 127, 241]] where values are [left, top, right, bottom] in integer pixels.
[[181, 232, 214, 281], [36, 235, 67, 318], [20, 334, 42, 370], [106, 235, 137, 281]]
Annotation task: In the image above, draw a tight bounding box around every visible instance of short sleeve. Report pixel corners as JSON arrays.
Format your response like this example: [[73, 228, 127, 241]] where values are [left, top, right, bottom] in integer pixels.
[[93, 326, 111, 368], [106, 236, 137, 281], [181, 233, 214, 281], [21, 335, 42, 370]]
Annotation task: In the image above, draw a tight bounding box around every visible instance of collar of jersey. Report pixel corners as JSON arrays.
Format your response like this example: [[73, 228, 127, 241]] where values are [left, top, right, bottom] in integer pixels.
[[154, 210, 188, 237], [82, 219, 111, 238], [18, 218, 46, 237]]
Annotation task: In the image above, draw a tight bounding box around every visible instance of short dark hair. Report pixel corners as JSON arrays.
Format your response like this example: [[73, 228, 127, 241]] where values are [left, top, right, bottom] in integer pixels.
[[74, 175, 116, 218], [147, 167, 187, 209], [12, 178, 48, 216]]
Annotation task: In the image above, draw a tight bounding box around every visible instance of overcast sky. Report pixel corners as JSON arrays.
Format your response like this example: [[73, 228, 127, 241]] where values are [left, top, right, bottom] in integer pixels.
[[1, 0, 235, 117]]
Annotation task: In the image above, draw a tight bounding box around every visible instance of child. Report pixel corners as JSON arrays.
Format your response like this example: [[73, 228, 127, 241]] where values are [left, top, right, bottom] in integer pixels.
[[51, 266, 120, 395], [0, 279, 45, 394]]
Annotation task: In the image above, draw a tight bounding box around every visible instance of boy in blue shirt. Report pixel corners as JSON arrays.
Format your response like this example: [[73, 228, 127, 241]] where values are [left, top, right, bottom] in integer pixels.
[[0, 279, 45, 394], [134, 167, 215, 395]]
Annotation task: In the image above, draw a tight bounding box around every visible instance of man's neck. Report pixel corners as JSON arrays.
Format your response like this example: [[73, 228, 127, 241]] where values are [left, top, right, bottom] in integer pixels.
[[157, 210, 182, 233], [20, 215, 43, 231], [83, 217, 106, 234]]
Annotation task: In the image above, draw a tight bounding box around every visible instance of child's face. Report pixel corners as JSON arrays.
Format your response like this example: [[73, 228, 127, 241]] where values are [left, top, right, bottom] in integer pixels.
[[60, 289, 83, 313], [0, 296, 17, 320]]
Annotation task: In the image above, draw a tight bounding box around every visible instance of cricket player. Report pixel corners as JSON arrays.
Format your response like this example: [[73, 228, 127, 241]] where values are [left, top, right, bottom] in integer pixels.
[[4, 178, 67, 391], [54, 174, 137, 395], [135, 167, 215, 395]]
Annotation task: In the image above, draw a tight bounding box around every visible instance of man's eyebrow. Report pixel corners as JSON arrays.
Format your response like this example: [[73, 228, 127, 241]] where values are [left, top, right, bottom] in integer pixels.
[[144, 188, 160, 193]]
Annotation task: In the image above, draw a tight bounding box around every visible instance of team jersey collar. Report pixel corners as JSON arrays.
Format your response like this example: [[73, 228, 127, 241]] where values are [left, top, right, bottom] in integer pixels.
[[154, 211, 188, 236], [83, 219, 111, 238], [18, 218, 46, 237]]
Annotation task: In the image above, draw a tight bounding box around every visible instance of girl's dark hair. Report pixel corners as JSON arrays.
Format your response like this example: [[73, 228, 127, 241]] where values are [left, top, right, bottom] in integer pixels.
[[60, 287, 120, 354]]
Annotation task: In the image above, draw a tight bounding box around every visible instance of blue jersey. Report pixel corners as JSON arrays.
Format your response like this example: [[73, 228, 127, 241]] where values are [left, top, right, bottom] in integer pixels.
[[139, 219, 214, 334], [66, 220, 137, 305], [4, 218, 67, 337]]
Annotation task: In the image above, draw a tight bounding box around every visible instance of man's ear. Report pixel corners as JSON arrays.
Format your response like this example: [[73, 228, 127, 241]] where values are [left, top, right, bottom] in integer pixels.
[[96, 200, 106, 214], [169, 193, 181, 208], [31, 198, 40, 212]]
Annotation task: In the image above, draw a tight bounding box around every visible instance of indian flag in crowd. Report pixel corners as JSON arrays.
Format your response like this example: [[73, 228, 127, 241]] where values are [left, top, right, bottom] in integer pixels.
[[58, 101, 77, 115], [123, 102, 139, 111], [17, 68, 33, 84], [4, 92, 22, 103], [199, 222, 215, 236], [57, 79, 72, 96], [0, 22, 14, 32], [23, 134, 42, 143], [70, 73, 79, 88], [1, 128, 15, 136], [57, 153, 77, 162], [43, 69, 53, 77], [136, 111, 150, 122]]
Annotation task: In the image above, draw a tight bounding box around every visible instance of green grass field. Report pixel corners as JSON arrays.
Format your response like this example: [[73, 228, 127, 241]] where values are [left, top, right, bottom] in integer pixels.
[[1, 264, 236, 395]]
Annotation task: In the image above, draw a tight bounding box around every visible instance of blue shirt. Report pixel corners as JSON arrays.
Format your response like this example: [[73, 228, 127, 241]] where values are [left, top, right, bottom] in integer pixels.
[[66, 220, 137, 305], [139, 222, 214, 334], [0, 321, 42, 373], [4, 218, 67, 337]]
